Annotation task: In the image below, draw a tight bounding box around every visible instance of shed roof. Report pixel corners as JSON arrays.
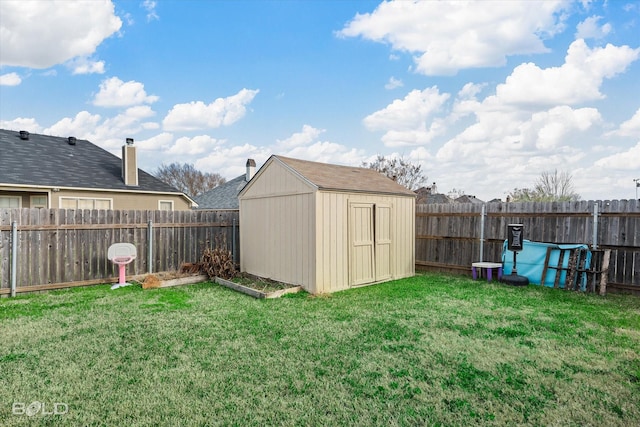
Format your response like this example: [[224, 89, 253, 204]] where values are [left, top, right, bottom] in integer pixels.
[[273, 155, 416, 196]]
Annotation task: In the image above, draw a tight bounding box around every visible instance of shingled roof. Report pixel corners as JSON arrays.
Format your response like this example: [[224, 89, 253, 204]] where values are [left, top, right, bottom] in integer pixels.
[[0, 129, 181, 194], [194, 175, 248, 210], [274, 155, 416, 196]]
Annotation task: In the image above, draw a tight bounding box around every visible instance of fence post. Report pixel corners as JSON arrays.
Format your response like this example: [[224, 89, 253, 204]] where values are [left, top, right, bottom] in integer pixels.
[[479, 204, 486, 262], [592, 202, 598, 250], [147, 220, 153, 273], [10, 221, 17, 297], [232, 218, 237, 264]]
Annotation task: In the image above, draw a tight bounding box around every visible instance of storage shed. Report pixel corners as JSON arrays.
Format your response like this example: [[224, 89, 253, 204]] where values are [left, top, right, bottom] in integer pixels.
[[239, 155, 416, 294]]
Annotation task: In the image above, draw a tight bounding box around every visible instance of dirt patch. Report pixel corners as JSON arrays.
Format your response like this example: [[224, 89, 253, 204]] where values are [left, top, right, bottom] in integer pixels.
[[136, 271, 207, 289]]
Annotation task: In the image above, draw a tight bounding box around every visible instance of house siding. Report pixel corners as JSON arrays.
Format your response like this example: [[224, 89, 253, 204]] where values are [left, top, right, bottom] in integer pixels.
[[0, 188, 191, 210]]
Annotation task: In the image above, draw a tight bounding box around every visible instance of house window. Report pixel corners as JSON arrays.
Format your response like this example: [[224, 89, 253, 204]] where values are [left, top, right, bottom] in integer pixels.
[[158, 200, 174, 211], [95, 199, 111, 210], [60, 198, 77, 209], [60, 197, 113, 210], [30, 195, 48, 209], [0, 196, 21, 208]]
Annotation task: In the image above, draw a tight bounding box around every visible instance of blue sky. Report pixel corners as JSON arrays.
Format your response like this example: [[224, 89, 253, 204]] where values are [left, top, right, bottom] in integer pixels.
[[1, 0, 639, 201]]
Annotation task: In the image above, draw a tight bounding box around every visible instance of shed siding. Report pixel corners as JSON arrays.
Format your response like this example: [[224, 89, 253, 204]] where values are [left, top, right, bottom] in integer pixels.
[[240, 157, 316, 288], [241, 158, 313, 199], [240, 193, 315, 289]]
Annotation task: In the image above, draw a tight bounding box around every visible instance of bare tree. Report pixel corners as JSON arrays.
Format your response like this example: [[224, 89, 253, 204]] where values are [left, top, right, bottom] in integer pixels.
[[506, 187, 537, 202], [447, 188, 466, 199], [508, 170, 580, 202], [154, 163, 226, 197], [361, 155, 427, 190]]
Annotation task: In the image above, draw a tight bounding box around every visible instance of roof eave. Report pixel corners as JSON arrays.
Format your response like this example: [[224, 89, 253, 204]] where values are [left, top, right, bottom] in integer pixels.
[[317, 186, 417, 197]]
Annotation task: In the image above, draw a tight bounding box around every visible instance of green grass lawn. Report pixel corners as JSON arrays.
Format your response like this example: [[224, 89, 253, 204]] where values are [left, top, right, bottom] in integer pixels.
[[1, 273, 639, 426]]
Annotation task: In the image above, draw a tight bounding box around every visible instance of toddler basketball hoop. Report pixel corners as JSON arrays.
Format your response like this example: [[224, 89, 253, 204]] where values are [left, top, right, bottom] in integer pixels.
[[108, 243, 137, 290]]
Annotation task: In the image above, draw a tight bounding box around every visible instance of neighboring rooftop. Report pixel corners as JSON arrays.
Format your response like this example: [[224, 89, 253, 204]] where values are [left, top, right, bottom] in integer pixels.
[[0, 129, 180, 193], [455, 195, 484, 203], [195, 158, 256, 210], [194, 175, 248, 210]]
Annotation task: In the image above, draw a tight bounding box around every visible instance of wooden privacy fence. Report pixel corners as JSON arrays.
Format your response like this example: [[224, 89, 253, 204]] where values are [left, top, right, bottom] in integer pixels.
[[416, 200, 640, 293], [0, 209, 239, 295]]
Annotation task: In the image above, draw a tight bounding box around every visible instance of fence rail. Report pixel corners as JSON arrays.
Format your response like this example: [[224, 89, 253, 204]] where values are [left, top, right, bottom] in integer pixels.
[[1, 209, 239, 294], [416, 200, 640, 292]]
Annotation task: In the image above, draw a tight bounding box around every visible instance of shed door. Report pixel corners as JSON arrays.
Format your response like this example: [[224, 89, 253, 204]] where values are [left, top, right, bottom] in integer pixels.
[[375, 204, 392, 281], [349, 202, 392, 286], [349, 203, 375, 286]]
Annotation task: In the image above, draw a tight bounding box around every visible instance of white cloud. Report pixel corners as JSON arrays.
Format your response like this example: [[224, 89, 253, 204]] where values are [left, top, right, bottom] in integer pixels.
[[575, 15, 611, 40], [339, 0, 569, 75], [187, 125, 366, 180], [99, 106, 158, 141], [594, 141, 640, 170], [162, 88, 259, 131], [434, 104, 599, 176], [123, 105, 156, 119], [494, 39, 640, 106], [0, 117, 42, 132], [0, 0, 121, 68], [0, 72, 21, 86], [384, 76, 403, 90], [167, 135, 223, 155], [195, 143, 271, 179], [275, 124, 324, 150], [363, 87, 450, 146], [520, 106, 602, 150], [136, 125, 359, 182], [134, 132, 174, 151], [93, 77, 159, 107], [142, 0, 159, 22], [68, 57, 106, 75], [457, 83, 485, 100], [44, 111, 102, 138], [41, 107, 159, 152], [283, 141, 364, 166], [451, 83, 486, 119], [607, 108, 640, 137], [123, 12, 134, 26], [271, 125, 365, 166]]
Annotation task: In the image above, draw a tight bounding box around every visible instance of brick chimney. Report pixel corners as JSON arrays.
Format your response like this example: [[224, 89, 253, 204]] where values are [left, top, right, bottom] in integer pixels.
[[246, 158, 256, 181], [122, 138, 138, 186]]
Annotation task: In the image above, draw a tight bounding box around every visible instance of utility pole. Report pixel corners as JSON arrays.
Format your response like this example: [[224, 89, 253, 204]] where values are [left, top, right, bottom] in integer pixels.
[[635, 178, 640, 200]]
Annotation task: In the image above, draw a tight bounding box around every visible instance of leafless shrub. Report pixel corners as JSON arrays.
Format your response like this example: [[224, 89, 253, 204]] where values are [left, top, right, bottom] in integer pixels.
[[200, 234, 237, 280]]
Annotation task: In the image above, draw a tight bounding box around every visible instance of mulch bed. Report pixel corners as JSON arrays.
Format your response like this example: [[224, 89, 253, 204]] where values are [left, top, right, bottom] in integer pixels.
[[231, 272, 296, 293]]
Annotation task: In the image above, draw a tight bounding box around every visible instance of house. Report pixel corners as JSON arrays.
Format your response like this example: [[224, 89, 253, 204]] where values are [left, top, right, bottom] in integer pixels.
[[0, 129, 196, 210], [415, 183, 454, 204], [239, 155, 416, 294], [194, 159, 255, 210]]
